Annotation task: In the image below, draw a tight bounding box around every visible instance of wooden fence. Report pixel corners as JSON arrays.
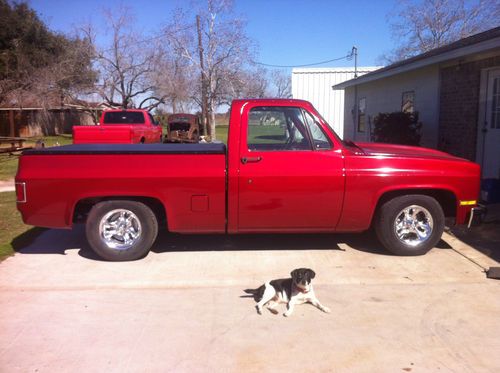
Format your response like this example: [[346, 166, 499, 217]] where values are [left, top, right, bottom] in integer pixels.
[[0, 108, 98, 137]]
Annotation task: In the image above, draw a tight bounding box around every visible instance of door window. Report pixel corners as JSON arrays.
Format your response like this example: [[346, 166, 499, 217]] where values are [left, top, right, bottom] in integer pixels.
[[148, 113, 159, 126], [303, 110, 332, 150], [248, 107, 311, 151]]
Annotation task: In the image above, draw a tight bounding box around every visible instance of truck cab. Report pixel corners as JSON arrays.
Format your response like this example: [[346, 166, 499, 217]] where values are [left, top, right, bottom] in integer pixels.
[[73, 110, 163, 144]]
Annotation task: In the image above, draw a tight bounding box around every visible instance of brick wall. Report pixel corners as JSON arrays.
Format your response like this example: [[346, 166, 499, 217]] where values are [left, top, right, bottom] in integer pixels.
[[438, 55, 500, 160]]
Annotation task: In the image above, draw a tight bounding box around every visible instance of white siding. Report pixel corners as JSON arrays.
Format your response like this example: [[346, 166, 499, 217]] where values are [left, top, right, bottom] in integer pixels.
[[292, 67, 380, 138], [343, 65, 440, 147]]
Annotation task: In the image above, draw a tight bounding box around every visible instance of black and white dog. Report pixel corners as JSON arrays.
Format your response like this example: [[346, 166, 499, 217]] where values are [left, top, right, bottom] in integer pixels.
[[244, 268, 330, 317]]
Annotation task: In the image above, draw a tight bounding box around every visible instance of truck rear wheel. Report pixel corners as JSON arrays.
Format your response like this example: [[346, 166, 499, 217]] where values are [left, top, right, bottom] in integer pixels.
[[86, 200, 158, 261], [374, 195, 445, 256]]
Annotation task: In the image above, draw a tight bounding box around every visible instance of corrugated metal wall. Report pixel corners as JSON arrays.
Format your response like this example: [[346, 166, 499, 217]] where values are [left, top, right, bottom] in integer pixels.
[[292, 67, 379, 138]]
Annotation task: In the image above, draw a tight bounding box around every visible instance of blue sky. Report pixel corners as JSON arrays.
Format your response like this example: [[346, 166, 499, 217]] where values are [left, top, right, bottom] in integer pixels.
[[29, 0, 396, 71]]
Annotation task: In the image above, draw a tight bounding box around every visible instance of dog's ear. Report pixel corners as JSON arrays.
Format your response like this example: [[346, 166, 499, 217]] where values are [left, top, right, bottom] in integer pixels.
[[308, 269, 316, 279], [290, 269, 299, 279]]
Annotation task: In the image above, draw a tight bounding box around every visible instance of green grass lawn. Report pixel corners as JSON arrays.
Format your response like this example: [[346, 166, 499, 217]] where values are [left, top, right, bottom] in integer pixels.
[[0, 192, 44, 261], [0, 135, 73, 181], [214, 125, 229, 143]]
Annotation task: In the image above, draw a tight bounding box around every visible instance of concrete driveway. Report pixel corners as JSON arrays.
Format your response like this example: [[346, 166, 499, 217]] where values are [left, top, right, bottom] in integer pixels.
[[1, 227, 499, 373]]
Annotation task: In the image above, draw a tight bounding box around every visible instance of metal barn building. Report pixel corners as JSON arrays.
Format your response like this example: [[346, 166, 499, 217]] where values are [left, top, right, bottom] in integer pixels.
[[292, 67, 380, 138]]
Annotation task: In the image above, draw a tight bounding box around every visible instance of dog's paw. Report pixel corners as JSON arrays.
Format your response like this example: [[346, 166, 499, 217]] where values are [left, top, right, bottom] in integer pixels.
[[322, 306, 331, 314], [283, 311, 292, 317], [255, 305, 262, 315]]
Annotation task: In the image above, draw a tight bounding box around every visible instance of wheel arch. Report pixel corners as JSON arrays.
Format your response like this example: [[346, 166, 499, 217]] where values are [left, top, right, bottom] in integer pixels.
[[73, 196, 167, 229], [372, 188, 457, 227]]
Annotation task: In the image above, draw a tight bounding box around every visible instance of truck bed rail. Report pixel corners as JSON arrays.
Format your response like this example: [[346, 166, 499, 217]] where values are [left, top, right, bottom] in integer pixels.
[[22, 143, 226, 155]]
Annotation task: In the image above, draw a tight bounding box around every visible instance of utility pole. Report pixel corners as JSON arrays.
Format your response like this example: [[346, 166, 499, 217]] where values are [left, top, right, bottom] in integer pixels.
[[352, 46, 358, 140], [352, 46, 358, 78], [196, 15, 209, 137]]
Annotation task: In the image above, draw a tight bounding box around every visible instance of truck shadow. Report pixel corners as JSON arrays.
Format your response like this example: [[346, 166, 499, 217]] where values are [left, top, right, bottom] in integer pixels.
[[150, 230, 454, 256], [12, 224, 453, 261], [12, 225, 98, 259], [449, 223, 500, 262]]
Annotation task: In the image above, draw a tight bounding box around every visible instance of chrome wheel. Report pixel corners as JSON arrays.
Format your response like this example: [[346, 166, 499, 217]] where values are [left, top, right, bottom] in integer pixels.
[[394, 205, 433, 247], [98, 209, 142, 250]]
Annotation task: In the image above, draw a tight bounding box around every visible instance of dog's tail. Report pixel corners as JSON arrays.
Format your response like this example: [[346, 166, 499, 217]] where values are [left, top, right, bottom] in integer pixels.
[[243, 286, 264, 302]]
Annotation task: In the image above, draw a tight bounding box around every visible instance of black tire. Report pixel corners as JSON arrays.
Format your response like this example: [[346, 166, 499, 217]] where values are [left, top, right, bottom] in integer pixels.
[[374, 194, 445, 256], [86, 200, 158, 261]]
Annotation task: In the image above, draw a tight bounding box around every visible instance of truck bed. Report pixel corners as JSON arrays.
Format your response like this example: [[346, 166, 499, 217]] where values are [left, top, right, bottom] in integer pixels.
[[17, 143, 227, 232]]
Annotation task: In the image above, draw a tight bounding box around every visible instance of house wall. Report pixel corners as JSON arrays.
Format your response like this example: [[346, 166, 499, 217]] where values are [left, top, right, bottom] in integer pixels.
[[343, 65, 440, 147], [292, 67, 379, 138], [439, 55, 500, 161]]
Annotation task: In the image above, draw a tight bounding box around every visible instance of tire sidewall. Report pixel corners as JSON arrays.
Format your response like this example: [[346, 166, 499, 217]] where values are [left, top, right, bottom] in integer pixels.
[[376, 195, 445, 256], [86, 200, 158, 261]]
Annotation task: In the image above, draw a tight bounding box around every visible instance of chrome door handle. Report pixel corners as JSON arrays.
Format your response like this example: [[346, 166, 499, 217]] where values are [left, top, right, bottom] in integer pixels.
[[241, 156, 262, 164]]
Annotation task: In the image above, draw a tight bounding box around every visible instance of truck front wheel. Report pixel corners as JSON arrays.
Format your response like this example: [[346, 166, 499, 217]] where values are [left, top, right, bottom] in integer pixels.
[[374, 195, 445, 256], [86, 200, 158, 261]]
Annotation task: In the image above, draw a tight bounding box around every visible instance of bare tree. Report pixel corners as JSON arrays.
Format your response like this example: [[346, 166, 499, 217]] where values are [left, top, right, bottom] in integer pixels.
[[221, 67, 268, 101], [271, 70, 291, 98], [165, 0, 256, 139], [153, 52, 195, 113], [384, 0, 500, 62], [85, 7, 166, 109]]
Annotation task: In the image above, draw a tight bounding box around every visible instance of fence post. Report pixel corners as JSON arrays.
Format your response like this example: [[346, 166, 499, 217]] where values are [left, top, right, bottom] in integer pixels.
[[9, 110, 15, 137]]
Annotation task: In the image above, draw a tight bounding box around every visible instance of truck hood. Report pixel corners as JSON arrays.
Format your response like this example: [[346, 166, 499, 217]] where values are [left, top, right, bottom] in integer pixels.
[[348, 141, 466, 162]]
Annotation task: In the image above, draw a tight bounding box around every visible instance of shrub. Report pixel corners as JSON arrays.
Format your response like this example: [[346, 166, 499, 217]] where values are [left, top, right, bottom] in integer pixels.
[[372, 111, 422, 146]]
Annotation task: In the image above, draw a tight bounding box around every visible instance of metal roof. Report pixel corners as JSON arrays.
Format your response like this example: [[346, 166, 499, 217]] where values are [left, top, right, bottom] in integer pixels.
[[333, 26, 500, 90]]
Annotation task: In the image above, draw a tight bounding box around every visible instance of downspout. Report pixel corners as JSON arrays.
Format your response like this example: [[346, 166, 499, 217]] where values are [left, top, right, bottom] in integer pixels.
[[480, 70, 490, 179]]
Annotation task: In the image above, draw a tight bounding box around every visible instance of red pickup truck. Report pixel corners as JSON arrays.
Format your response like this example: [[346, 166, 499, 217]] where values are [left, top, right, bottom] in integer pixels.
[[16, 99, 481, 261], [73, 109, 163, 144]]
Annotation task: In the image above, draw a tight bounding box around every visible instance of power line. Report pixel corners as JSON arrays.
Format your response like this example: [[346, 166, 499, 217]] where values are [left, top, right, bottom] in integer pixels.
[[253, 53, 352, 68], [96, 29, 356, 70]]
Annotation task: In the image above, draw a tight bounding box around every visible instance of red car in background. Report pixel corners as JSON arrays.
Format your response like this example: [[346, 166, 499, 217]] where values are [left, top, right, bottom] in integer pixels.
[[73, 110, 163, 144]]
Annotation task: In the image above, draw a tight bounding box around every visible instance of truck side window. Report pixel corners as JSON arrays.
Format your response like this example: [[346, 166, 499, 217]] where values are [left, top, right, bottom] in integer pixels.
[[148, 113, 159, 126], [248, 107, 312, 151], [302, 110, 332, 150]]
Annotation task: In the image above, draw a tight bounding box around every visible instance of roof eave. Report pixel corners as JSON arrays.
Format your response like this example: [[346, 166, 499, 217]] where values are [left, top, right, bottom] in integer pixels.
[[332, 36, 500, 90]]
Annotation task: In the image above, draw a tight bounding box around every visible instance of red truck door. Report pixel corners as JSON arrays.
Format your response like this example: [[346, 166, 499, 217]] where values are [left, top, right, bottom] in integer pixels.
[[237, 104, 345, 232], [146, 112, 162, 142]]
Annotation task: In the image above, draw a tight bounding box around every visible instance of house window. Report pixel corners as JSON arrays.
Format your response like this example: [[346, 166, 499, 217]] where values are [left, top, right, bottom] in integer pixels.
[[357, 97, 366, 132], [402, 91, 415, 113]]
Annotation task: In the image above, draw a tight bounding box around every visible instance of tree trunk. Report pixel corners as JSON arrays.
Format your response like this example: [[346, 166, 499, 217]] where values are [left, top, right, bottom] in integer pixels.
[[171, 98, 177, 114], [210, 106, 216, 141]]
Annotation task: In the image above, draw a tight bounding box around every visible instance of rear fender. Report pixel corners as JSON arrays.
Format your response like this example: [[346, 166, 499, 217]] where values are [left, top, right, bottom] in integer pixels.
[[72, 195, 168, 229]]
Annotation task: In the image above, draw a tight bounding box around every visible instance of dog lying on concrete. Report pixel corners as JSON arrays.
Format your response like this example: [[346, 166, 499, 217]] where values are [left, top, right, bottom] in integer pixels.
[[244, 268, 330, 317]]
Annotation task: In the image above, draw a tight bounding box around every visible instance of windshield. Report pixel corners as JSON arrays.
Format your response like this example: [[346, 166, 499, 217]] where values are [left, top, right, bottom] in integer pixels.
[[103, 112, 144, 124]]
